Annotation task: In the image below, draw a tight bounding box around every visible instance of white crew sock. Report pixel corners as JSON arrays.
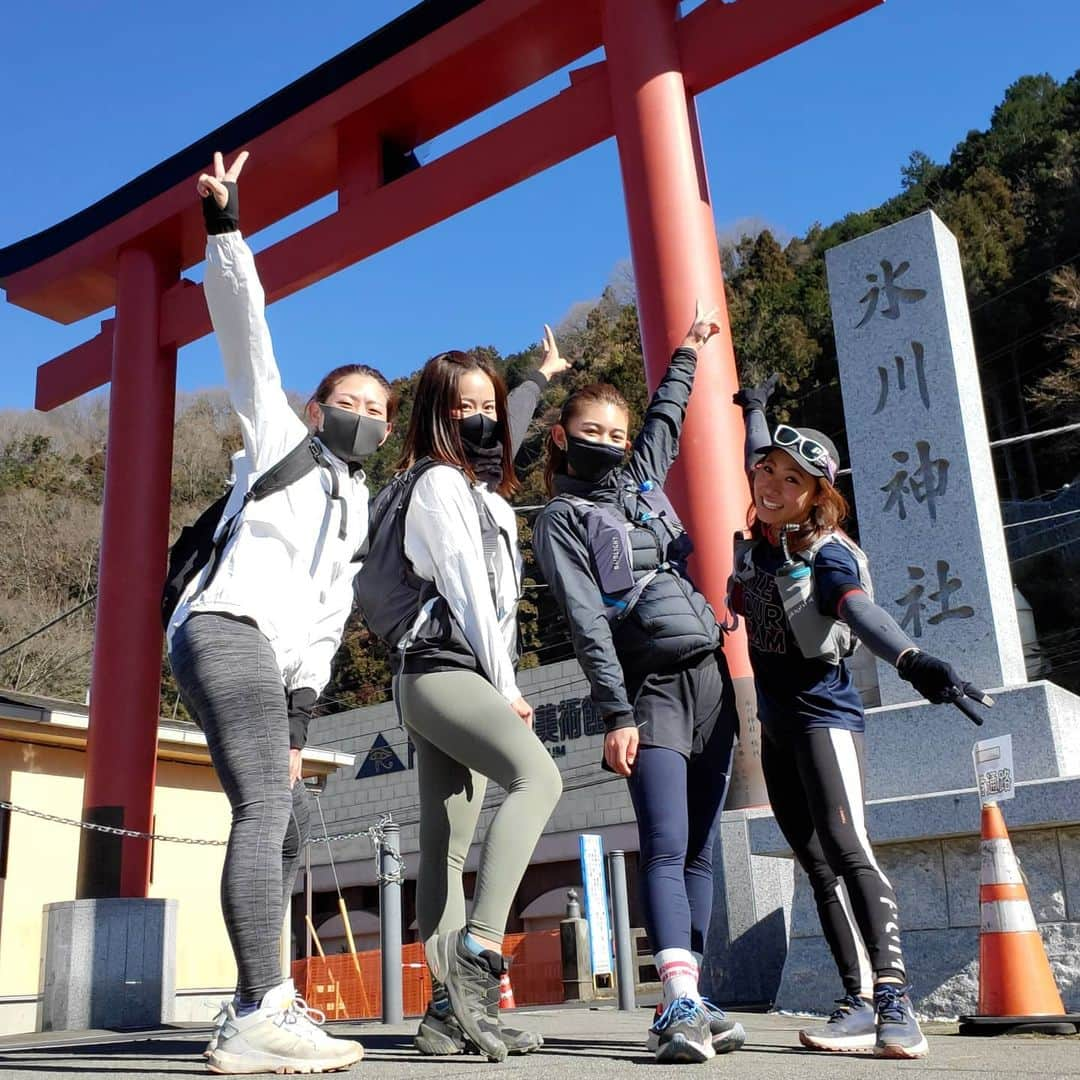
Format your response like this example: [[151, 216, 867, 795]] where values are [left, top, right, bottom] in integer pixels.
[[655, 948, 701, 1005]]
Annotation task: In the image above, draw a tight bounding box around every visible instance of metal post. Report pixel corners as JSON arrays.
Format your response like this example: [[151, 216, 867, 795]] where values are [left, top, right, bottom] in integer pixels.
[[305, 844, 313, 961], [608, 850, 636, 1011], [379, 820, 403, 1024]]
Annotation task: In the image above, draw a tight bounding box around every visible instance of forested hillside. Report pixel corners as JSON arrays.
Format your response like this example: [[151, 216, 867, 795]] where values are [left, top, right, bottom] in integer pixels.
[[2, 71, 1077, 716]]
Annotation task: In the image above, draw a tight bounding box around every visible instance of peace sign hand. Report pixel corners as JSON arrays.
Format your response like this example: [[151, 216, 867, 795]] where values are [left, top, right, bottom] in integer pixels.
[[538, 323, 572, 380], [197, 151, 249, 235], [682, 299, 723, 350]]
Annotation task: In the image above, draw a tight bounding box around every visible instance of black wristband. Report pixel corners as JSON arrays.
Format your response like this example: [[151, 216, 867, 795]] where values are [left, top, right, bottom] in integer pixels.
[[201, 181, 240, 235]]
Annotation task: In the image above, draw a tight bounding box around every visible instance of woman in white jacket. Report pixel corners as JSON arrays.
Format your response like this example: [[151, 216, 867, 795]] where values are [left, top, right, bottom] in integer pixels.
[[167, 152, 388, 1075], [393, 350, 563, 1064]]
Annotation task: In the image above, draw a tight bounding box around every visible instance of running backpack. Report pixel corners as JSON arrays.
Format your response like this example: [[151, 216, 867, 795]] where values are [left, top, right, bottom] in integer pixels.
[[353, 458, 505, 649], [160, 438, 323, 629]]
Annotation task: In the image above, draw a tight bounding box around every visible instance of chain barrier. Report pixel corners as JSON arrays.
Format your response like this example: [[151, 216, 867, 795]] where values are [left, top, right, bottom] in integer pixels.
[[366, 812, 404, 885], [0, 799, 389, 849]]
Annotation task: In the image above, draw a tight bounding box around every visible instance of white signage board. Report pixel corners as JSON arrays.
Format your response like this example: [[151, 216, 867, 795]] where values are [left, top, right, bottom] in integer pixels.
[[973, 734, 1015, 804], [578, 833, 612, 977]]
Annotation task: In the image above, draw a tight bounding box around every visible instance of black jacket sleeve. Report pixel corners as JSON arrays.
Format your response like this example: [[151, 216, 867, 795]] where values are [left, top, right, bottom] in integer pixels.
[[287, 687, 318, 750], [626, 347, 698, 488], [532, 504, 636, 731], [506, 370, 548, 458]]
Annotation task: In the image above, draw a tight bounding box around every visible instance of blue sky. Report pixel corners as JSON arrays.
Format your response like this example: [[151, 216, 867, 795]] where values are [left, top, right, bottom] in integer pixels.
[[1, 0, 1078, 411]]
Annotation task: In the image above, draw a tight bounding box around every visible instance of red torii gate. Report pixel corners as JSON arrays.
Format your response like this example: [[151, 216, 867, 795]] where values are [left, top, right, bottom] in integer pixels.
[[0, 0, 879, 899]]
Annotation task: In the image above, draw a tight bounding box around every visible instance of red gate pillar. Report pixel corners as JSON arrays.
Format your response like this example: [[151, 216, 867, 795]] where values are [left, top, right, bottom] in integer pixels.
[[603, 0, 765, 806], [77, 246, 178, 897]]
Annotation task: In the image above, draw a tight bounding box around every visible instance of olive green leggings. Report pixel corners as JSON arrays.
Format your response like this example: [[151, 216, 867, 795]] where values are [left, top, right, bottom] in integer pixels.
[[399, 670, 563, 947]]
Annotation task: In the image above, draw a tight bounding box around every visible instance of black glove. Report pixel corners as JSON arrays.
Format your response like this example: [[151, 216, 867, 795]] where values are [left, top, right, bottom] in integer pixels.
[[287, 687, 318, 750], [201, 181, 240, 235], [896, 649, 993, 725], [732, 372, 780, 415]]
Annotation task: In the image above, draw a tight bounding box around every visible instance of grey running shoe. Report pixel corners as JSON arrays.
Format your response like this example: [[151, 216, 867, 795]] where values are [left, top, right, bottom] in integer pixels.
[[414, 999, 466, 1056], [798, 993, 876, 1052], [649, 997, 715, 1064], [485, 957, 543, 1055], [646, 1000, 744, 1054], [699, 998, 746, 1054], [873, 983, 928, 1059], [427, 931, 507, 1063]]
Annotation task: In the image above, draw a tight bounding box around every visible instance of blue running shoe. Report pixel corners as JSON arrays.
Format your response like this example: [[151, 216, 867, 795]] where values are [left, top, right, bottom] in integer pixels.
[[648, 997, 715, 1063], [798, 993, 876, 1052], [700, 998, 747, 1054], [873, 983, 928, 1059]]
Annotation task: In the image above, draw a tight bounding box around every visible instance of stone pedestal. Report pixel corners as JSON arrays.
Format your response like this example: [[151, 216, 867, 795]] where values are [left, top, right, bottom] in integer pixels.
[[39, 898, 178, 1031], [702, 808, 793, 1006]]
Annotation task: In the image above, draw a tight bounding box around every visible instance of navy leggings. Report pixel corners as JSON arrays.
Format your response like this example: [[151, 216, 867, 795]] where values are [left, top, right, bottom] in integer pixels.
[[626, 720, 735, 955]]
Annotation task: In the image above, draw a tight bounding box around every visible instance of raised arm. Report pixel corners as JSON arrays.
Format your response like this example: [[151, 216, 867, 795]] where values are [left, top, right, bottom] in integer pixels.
[[505, 324, 572, 457], [198, 151, 307, 471], [732, 373, 780, 475], [628, 301, 722, 486]]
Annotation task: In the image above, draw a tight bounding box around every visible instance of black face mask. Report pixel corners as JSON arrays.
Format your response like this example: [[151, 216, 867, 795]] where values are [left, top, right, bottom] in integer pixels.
[[459, 414, 504, 485], [458, 413, 500, 449], [565, 433, 625, 483], [317, 404, 386, 464]]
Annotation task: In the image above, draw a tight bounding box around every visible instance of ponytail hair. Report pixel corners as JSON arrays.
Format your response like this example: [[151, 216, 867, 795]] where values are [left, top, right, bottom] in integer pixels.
[[543, 383, 630, 496]]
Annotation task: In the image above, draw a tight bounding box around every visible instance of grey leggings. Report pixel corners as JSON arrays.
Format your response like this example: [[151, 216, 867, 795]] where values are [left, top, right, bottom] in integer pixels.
[[399, 670, 563, 947], [169, 612, 311, 1002]]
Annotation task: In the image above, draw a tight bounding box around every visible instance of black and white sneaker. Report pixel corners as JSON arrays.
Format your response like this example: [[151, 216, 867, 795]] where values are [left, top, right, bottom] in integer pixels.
[[427, 931, 507, 1063], [649, 997, 715, 1064]]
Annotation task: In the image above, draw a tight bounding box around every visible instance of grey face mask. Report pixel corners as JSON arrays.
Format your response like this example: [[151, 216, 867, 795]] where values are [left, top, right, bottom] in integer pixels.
[[317, 404, 386, 464]]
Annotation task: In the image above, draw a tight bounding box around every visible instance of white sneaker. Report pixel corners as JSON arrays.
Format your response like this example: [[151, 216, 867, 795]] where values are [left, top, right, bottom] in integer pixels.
[[204, 999, 236, 1058], [206, 979, 363, 1075]]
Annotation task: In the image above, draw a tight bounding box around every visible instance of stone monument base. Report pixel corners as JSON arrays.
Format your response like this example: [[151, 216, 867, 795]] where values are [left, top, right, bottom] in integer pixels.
[[39, 898, 178, 1032]]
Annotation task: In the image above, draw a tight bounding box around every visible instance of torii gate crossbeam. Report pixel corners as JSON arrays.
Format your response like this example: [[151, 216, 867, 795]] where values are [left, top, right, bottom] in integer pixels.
[[0, 0, 881, 898]]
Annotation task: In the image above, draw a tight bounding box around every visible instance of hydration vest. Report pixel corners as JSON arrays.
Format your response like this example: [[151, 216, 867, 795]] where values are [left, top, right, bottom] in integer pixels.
[[552, 477, 719, 672], [727, 529, 873, 665]]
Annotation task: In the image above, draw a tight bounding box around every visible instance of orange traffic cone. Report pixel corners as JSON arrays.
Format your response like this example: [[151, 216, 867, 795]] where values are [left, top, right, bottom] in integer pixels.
[[498, 971, 516, 1010], [959, 803, 1079, 1035]]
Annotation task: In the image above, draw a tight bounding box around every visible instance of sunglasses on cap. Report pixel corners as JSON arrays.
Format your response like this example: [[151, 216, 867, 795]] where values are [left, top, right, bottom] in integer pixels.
[[773, 424, 837, 482]]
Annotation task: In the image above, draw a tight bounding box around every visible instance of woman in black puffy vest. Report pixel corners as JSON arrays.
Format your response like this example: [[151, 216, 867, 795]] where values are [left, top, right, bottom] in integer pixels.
[[532, 303, 744, 1065]]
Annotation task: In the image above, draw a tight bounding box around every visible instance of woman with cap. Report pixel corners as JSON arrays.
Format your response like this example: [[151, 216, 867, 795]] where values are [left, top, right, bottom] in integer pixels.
[[729, 376, 992, 1060]]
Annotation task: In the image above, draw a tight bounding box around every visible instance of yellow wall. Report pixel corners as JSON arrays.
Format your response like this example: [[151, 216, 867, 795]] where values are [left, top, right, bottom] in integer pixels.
[[151, 759, 233, 990], [0, 739, 237, 996], [0, 740, 82, 995]]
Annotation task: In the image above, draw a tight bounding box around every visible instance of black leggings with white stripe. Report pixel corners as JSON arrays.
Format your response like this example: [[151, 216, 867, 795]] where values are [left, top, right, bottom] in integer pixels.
[[761, 724, 906, 996]]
